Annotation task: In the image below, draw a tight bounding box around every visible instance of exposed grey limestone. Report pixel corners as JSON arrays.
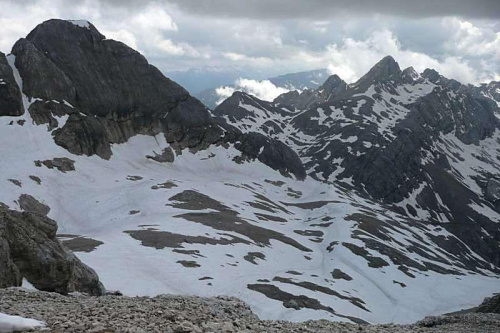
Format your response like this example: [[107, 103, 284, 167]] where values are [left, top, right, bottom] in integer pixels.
[[0, 207, 104, 295], [18, 194, 50, 216]]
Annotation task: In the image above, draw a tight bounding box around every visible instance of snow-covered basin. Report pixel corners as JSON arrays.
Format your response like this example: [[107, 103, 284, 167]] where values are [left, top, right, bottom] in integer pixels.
[[0, 111, 499, 325]]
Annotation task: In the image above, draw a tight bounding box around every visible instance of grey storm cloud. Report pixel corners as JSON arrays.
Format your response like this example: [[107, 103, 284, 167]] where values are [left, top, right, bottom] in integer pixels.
[[161, 0, 500, 19], [52, 0, 500, 19], [1, 0, 499, 85]]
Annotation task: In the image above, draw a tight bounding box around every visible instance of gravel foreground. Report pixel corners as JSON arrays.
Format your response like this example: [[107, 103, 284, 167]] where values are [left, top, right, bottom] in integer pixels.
[[1, 288, 499, 333]]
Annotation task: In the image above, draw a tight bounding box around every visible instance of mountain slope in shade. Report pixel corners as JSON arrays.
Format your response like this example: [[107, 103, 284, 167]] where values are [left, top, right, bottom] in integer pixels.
[[0, 20, 499, 325]]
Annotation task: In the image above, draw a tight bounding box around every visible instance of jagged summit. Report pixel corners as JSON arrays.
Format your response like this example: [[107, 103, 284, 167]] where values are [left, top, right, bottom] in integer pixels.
[[14, 18, 192, 119], [26, 19, 104, 42], [318, 74, 344, 92], [214, 89, 297, 136], [401, 66, 420, 83], [352, 55, 402, 88], [421, 68, 440, 81], [422, 68, 464, 92], [317, 74, 347, 100]]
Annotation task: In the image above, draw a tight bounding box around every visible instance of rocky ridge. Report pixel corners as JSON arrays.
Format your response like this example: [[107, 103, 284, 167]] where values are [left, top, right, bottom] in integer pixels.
[[214, 55, 500, 269]]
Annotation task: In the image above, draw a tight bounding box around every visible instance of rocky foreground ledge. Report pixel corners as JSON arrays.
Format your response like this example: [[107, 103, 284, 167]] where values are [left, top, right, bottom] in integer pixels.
[[1, 289, 499, 333]]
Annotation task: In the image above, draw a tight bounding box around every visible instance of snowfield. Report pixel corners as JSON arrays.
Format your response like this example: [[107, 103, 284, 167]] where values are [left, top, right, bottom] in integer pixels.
[[1, 107, 498, 324]]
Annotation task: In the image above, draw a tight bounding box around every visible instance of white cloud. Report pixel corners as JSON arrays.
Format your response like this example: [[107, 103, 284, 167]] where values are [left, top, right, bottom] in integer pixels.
[[311, 21, 329, 34], [236, 78, 290, 101], [323, 29, 489, 84], [215, 85, 236, 104], [222, 52, 274, 67], [132, 5, 178, 32], [223, 52, 246, 61], [102, 29, 138, 49], [443, 18, 500, 59], [123, 4, 207, 58], [215, 78, 290, 104], [232, 24, 283, 48]]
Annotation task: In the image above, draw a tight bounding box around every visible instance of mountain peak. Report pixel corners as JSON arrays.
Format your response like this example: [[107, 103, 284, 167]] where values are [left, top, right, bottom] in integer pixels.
[[319, 74, 345, 91], [422, 68, 464, 92], [402, 66, 420, 83], [422, 68, 441, 82], [317, 74, 347, 101], [352, 55, 402, 87], [25, 19, 105, 44]]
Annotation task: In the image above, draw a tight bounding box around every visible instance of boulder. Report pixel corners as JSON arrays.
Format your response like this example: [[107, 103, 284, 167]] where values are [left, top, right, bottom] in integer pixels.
[[18, 194, 50, 216], [0, 206, 104, 295]]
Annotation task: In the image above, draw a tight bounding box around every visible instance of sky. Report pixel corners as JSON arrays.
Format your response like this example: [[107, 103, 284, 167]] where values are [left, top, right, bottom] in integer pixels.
[[0, 0, 499, 86]]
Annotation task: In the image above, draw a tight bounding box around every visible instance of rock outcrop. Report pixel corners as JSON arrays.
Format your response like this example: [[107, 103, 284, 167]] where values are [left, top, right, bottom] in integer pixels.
[[0, 206, 104, 295], [476, 294, 500, 314]]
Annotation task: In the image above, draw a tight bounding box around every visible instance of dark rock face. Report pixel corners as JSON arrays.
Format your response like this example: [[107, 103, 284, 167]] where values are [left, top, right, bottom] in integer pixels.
[[348, 55, 402, 94], [18, 194, 50, 216], [476, 294, 500, 314], [235, 132, 306, 180], [16, 20, 187, 118], [0, 206, 104, 295], [317, 74, 348, 101], [9, 19, 304, 179], [486, 179, 500, 204], [35, 157, 76, 172], [273, 74, 347, 110], [29, 100, 76, 130], [0, 52, 22, 116], [274, 89, 319, 110], [146, 147, 175, 163], [401, 67, 420, 83], [0, 228, 21, 288], [214, 91, 296, 136], [422, 68, 464, 92]]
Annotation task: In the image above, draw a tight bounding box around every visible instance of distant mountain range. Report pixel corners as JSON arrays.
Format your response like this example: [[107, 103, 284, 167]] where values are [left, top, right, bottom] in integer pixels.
[[194, 68, 330, 109], [165, 65, 264, 94]]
